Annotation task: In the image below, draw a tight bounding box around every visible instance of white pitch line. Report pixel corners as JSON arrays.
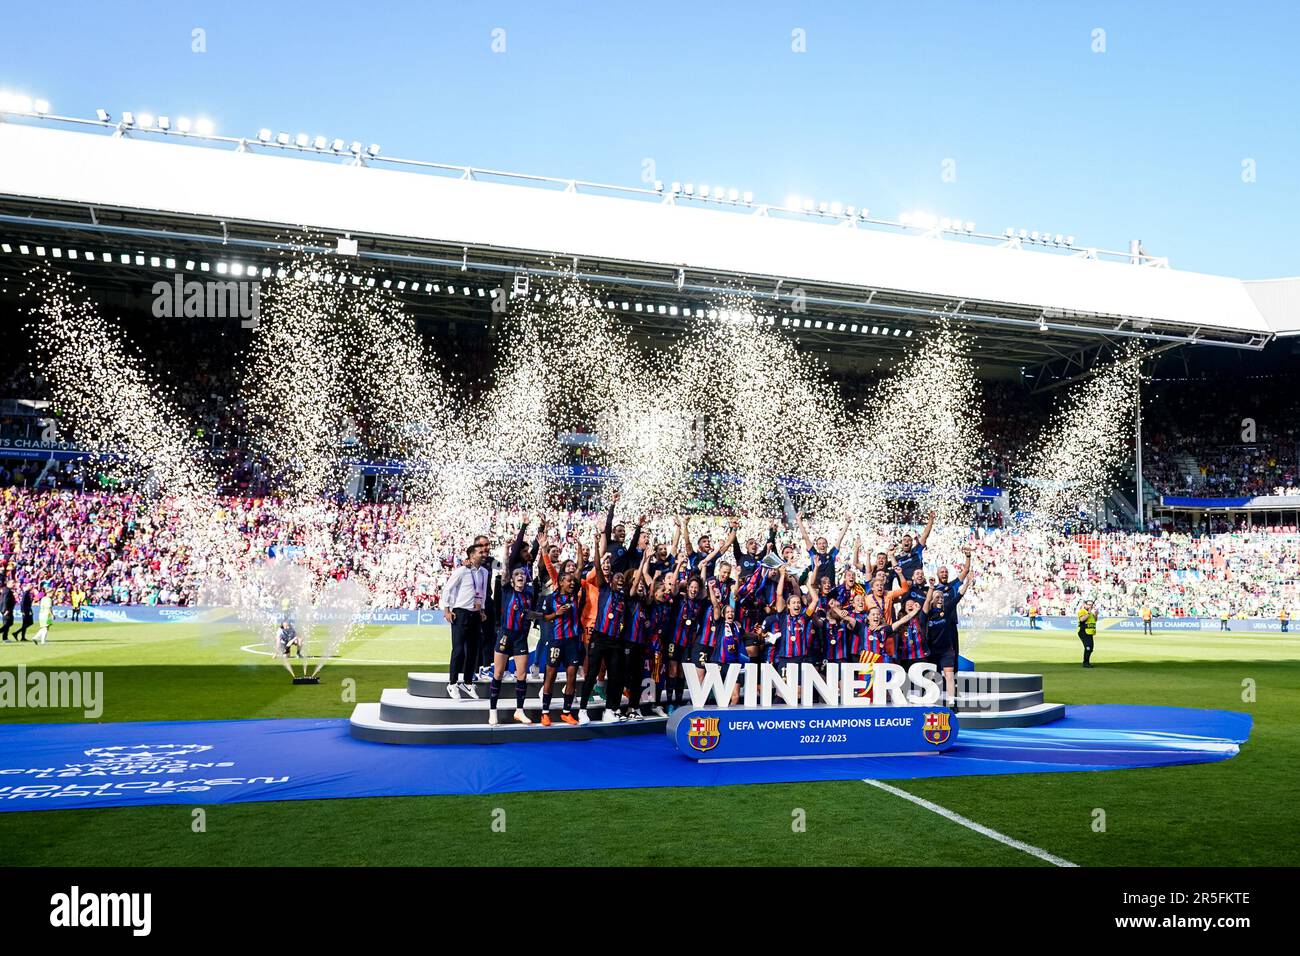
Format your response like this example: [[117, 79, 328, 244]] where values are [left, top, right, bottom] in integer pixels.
[[862, 778, 1077, 867]]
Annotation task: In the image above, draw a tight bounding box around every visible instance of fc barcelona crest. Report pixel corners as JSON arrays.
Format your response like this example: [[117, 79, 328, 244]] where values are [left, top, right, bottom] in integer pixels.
[[923, 711, 952, 746], [687, 716, 721, 752]]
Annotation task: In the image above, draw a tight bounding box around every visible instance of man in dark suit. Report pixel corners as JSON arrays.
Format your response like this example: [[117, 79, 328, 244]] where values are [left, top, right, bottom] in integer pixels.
[[15, 587, 34, 642], [0, 581, 15, 642]]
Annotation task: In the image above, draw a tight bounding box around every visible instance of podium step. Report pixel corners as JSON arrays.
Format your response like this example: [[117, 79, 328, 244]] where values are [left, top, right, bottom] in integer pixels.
[[379, 688, 637, 725], [408, 672, 555, 700], [952, 689, 1045, 714], [350, 703, 668, 744], [952, 702, 1067, 728], [955, 671, 1043, 693]]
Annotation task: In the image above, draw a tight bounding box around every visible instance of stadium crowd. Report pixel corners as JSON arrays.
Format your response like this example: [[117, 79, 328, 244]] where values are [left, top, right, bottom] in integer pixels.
[[1, 487, 1296, 625]]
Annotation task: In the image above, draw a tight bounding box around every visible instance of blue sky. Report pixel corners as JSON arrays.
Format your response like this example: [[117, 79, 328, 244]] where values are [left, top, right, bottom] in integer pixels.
[[2, 0, 1297, 278]]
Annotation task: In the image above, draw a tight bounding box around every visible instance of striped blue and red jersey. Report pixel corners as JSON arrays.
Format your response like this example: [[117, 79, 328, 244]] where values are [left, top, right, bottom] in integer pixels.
[[547, 592, 580, 642], [864, 624, 892, 660], [735, 566, 765, 605], [671, 595, 705, 647], [622, 596, 653, 645], [895, 616, 928, 660], [648, 601, 674, 647], [593, 587, 625, 640], [765, 611, 815, 660], [834, 609, 869, 659], [500, 585, 534, 634], [698, 599, 724, 647], [761, 571, 785, 609]]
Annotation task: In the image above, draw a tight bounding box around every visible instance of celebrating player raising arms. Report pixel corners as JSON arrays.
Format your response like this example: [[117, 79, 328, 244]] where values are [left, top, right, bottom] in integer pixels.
[[612, 551, 657, 720], [763, 561, 822, 699], [577, 528, 627, 725], [488, 565, 535, 725], [928, 546, 973, 707], [662, 560, 706, 711], [797, 512, 850, 586]]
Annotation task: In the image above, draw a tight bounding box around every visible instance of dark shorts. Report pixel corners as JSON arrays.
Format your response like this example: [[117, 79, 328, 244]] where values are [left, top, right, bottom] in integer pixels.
[[690, 642, 717, 668], [495, 629, 529, 656], [664, 638, 687, 663], [927, 644, 958, 670], [546, 637, 583, 669]]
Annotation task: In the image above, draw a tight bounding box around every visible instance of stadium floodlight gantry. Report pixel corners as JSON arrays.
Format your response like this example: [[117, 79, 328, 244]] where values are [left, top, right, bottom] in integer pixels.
[[0, 103, 1290, 383]]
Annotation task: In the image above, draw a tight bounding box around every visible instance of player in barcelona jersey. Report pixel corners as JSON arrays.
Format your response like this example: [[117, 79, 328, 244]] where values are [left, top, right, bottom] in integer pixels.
[[538, 570, 583, 726], [646, 575, 675, 717], [732, 518, 778, 580], [613, 552, 657, 721], [662, 571, 706, 711], [711, 603, 749, 706], [762, 566, 821, 700], [578, 530, 627, 725], [826, 592, 870, 664], [488, 566, 535, 726], [927, 561, 973, 708], [892, 595, 934, 695]]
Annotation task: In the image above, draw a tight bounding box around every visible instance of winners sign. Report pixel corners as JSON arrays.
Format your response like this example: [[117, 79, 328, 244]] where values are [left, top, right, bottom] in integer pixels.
[[667, 662, 959, 761]]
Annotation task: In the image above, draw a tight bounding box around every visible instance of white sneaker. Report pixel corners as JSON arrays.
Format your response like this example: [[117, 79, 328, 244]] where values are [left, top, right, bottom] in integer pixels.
[[488, 709, 499, 725], [651, 706, 667, 718], [578, 710, 591, 725], [602, 709, 620, 723], [447, 682, 462, 700], [513, 709, 532, 725], [630, 710, 644, 721], [463, 683, 479, 699]]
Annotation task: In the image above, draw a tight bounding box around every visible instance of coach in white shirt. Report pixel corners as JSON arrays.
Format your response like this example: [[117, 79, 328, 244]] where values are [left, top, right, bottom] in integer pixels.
[[444, 544, 490, 698]]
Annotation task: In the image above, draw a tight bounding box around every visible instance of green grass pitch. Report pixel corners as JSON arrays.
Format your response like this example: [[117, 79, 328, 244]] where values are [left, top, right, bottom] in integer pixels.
[[1, 620, 1296, 866]]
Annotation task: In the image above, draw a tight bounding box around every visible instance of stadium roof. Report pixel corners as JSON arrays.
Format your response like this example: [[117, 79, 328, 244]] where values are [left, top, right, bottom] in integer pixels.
[[0, 114, 1286, 377], [1244, 277, 1300, 337]]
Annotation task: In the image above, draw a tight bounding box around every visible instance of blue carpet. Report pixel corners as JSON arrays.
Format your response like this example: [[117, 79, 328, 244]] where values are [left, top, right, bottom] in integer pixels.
[[0, 705, 1251, 812]]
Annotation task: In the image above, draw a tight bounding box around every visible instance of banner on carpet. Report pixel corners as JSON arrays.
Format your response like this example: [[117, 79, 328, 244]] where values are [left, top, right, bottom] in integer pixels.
[[667, 705, 958, 761]]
